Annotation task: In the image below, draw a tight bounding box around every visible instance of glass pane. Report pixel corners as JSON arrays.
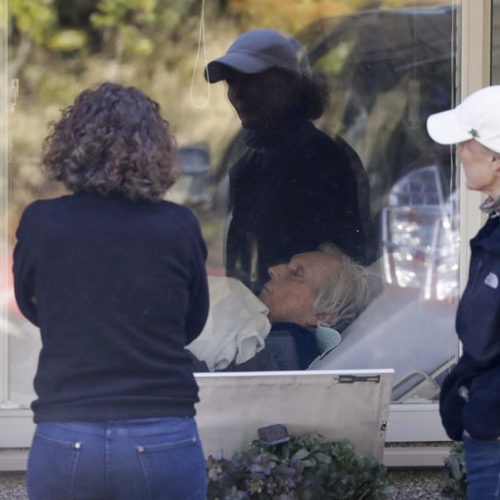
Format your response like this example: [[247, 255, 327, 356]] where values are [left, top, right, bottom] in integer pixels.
[[5, 0, 460, 411]]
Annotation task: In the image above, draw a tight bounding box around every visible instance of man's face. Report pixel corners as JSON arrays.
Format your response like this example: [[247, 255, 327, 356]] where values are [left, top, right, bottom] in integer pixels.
[[225, 68, 299, 129], [258, 252, 341, 328]]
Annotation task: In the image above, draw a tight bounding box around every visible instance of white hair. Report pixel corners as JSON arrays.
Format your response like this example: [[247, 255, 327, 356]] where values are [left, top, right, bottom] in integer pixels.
[[313, 243, 370, 331]]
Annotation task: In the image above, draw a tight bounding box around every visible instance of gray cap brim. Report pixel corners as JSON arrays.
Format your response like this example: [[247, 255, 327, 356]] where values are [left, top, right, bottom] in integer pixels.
[[205, 54, 279, 83]]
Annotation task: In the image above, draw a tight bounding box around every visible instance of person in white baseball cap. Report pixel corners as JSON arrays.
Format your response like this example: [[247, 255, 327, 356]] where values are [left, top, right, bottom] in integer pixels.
[[427, 86, 500, 500], [427, 85, 500, 153], [204, 29, 374, 295]]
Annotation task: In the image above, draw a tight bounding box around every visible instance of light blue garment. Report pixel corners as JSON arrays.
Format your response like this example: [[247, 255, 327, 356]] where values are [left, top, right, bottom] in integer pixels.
[[315, 323, 341, 354], [307, 323, 342, 370]]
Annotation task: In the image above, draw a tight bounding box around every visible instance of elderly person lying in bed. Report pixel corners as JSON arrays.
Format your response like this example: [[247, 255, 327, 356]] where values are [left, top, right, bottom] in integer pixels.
[[188, 243, 369, 371]]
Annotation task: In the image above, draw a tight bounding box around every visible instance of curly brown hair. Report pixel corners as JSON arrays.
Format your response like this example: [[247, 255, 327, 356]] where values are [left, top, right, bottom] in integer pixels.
[[42, 82, 179, 201]]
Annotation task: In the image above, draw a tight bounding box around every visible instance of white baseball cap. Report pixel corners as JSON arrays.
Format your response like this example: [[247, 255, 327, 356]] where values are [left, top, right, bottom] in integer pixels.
[[205, 29, 311, 83], [426, 85, 500, 153]]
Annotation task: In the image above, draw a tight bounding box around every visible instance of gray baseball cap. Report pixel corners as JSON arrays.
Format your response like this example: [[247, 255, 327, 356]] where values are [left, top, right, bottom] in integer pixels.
[[205, 29, 312, 83]]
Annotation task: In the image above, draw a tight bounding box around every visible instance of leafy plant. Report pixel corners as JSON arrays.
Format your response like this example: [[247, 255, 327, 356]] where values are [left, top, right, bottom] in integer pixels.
[[441, 442, 467, 499], [206, 433, 394, 499]]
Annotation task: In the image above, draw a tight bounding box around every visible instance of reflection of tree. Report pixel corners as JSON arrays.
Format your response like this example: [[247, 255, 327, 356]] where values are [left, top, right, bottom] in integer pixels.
[[7, 0, 236, 232], [8, 0, 57, 77], [8, 0, 208, 73], [6, 0, 453, 247]]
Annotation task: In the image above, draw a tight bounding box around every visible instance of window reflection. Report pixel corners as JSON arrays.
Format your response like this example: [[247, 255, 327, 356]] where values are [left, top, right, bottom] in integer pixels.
[[206, 30, 374, 295], [187, 3, 460, 404], [382, 166, 459, 301], [5, 1, 459, 408]]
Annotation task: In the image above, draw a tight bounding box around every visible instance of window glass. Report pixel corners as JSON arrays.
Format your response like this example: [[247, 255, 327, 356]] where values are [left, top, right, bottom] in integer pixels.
[[4, 0, 459, 408]]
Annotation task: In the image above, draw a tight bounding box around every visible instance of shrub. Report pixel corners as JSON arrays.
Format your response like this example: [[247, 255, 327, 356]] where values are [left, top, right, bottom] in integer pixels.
[[441, 442, 466, 499], [206, 433, 394, 499]]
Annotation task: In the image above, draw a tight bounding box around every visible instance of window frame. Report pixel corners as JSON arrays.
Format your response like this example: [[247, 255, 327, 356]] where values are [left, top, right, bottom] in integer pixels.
[[0, 0, 492, 466], [1, 0, 9, 410]]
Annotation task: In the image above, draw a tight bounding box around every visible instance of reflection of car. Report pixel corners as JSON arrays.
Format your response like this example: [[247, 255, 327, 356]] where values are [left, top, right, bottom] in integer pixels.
[[382, 166, 458, 301], [176, 6, 457, 254], [303, 5, 455, 215], [177, 5, 456, 226]]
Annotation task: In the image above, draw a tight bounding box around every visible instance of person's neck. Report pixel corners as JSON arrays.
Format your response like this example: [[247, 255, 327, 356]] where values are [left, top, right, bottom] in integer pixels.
[[480, 190, 500, 215], [242, 114, 308, 148], [487, 187, 500, 200]]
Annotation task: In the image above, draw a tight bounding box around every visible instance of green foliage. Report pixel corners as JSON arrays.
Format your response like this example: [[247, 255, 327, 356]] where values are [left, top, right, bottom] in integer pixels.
[[90, 0, 157, 29], [89, 0, 156, 57], [206, 433, 394, 499], [9, 0, 198, 60], [9, 0, 57, 44], [441, 442, 467, 499], [47, 29, 89, 52], [54, 0, 98, 28]]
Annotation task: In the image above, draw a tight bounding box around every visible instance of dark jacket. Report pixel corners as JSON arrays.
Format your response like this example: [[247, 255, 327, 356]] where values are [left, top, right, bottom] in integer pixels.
[[440, 214, 500, 440], [192, 322, 320, 372], [13, 192, 209, 423], [226, 120, 374, 293], [226, 322, 320, 371]]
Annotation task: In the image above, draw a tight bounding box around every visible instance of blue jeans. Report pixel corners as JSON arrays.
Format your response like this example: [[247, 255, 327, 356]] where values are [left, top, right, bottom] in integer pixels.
[[27, 417, 206, 500], [464, 432, 500, 499]]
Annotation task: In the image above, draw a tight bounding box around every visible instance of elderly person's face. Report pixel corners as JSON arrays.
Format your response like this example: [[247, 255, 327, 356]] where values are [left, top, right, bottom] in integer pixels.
[[258, 252, 341, 329], [225, 68, 300, 129], [456, 139, 500, 197]]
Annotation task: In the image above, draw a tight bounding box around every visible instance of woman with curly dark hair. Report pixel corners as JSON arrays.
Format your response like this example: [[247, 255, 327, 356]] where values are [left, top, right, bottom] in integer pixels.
[[13, 82, 209, 499]]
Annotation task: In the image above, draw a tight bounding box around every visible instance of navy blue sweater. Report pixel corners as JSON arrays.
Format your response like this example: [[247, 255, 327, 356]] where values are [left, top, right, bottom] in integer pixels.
[[13, 192, 209, 423]]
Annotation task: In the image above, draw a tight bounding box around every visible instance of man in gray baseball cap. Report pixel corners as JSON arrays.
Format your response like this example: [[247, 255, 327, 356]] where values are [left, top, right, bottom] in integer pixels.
[[205, 28, 312, 84], [204, 29, 373, 295]]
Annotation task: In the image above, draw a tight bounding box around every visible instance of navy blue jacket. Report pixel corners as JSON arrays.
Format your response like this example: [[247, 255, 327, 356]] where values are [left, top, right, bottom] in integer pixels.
[[440, 214, 500, 440], [13, 192, 209, 423], [226, 120, 374, 293], [191, 322, 320, 372]]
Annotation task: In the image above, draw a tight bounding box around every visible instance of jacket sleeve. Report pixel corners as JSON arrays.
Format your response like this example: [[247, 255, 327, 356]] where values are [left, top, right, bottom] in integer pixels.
[[463, 360, 500, 440], [218, 334, 301, 372], [440, 352, 500, 441], [184, 218, 209, 345], [439, 355, 472, 441], [12, 206, 39, 325]]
